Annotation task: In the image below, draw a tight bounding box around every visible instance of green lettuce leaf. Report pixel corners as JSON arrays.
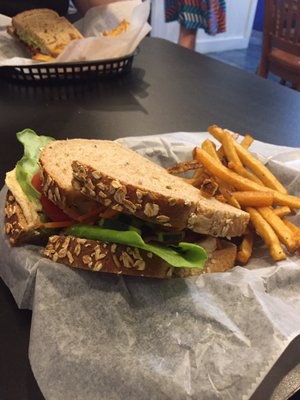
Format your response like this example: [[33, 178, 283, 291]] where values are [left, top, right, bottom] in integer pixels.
[[66, 224, 208, 269], [15, 129, 55, 204]]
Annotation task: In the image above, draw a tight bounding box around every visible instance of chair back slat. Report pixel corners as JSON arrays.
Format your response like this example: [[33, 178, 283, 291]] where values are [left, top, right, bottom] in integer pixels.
[[270, 0, 300, 54], [258, 0, 300, 89]]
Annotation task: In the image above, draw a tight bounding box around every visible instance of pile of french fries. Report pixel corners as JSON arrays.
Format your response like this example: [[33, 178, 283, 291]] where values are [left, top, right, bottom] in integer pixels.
[[168, 124, 300, 264]]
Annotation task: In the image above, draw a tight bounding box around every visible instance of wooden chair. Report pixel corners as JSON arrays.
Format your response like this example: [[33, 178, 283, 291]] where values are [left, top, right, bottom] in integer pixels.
[[257, 0, 300, 90]]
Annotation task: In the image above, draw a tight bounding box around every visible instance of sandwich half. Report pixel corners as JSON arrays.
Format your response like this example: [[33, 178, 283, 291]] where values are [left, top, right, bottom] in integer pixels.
[[37, 139, 249, 278], [7, 9, 83, 61]]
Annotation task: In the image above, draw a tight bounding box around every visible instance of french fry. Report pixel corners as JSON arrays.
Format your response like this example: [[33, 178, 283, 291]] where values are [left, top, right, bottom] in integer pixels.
[[194, 147, 265, 191], [235, 143, 287, 193], [228, 161, 263, 185], [222, 130, 243, 166], [257, 207, 298, 253], [273, 206, 292, 218], [196, 143, 238, 203], [191, 125, 300, 264], [232, 191, 274, 207], [272, 192, 300, 209], [240, 134, 254, 149], [167, 160, 202, 175], [201, 140, 222, 164], [215, 194, 227, 203], [282, 218, 300, 247], [218, 184, 241, 209], [194, 148, 300, 208], [102, 19, 130, 36], [236, 229, 254, 264], [208, 124, 227, 142], [208, 124, 287, 193], [200, 178, 219, 197], [246, 207, 286, 261]]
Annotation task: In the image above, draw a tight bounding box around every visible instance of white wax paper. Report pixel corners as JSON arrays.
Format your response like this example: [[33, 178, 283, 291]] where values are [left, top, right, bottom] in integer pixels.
[[1, 132, 300, 400], [0, 0, 151, 66]]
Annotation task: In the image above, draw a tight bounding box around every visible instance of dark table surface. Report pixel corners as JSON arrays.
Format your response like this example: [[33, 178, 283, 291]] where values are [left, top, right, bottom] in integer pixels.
[[1, 37, 300, 400]]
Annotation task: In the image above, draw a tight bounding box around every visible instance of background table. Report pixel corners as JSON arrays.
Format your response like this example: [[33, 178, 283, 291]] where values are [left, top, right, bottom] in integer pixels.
[[1, 37, 300, 400]]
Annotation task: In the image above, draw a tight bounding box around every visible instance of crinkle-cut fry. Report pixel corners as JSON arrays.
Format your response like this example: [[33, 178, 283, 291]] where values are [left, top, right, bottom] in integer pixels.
[[228, 161, 263, 185], [208, 124, 287, 193], [222, 130, 243, 166], [232, 191, 274, 207], [282, 218, 300, 247], [273, 206, 292, 218], [257, 207, 298, 253], [201, 139, 222, 164], [240, 134, 254, 149], [194, 148, 300, 208], [246, 207, 286, 261], [237, 229, 254, 264]]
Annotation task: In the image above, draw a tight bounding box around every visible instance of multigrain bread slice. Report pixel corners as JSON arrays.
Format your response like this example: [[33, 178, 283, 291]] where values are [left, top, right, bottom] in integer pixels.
[[43, 235, 237, 278], [4, 191, 42, 245], [39, 139, 249, 237], [8, 9, 83, 58]]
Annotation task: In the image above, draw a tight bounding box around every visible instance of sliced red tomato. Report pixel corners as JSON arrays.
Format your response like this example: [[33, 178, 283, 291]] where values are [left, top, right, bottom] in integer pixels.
[[40, 194, 73, 222], [31, 172, 43, 193], [31, 172, 73, 222]]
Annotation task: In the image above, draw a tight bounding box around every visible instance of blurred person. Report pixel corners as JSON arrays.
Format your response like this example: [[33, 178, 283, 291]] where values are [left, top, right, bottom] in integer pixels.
[[164, 0, 226, 50], [0, 0, 129, 17]]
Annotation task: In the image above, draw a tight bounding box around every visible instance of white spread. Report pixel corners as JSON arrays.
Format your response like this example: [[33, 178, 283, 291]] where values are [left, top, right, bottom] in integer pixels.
[[5, 168, 41, 226]]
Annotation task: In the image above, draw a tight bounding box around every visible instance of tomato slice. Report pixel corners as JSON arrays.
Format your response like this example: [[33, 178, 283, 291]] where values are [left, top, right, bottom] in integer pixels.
[[40, 194, 73, 222], [31, 172, 43, 193], [31, 172, 73, 222]]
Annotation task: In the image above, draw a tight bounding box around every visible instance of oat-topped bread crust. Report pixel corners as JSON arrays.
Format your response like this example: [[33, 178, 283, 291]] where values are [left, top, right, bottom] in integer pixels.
[[4, 191, 42, 245], [43, 236, 237, 278], [11, 9, 83, 57], [39, 139, 249, 237]]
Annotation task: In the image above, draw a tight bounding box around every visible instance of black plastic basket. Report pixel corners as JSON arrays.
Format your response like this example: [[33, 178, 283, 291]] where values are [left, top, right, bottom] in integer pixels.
[[0, 52, 135, 83]]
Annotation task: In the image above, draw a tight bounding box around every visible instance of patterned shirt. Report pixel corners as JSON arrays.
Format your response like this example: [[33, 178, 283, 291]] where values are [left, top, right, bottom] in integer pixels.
[[165, 0, 226, 35]]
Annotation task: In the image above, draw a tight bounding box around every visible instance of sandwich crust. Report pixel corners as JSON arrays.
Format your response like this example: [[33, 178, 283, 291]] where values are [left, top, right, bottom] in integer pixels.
[[4, 191, 42, 245], [43, 235, 237, 278], [39, 139, 249, 238]]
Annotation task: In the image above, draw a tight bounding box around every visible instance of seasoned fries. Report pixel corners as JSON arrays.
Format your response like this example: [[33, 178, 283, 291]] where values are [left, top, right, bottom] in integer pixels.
[[257, 207, 298, 253], [246, 207, 286, 261], [232, 191, 274, 207], [236, 229, 254, 264], [167, 124, 300, 264], [167, 160, 202, 175], [240, 134, 254, 149], [102, 19, 130, 37]]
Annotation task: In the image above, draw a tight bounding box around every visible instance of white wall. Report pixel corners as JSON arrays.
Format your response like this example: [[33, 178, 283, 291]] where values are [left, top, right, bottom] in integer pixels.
[[150, 0, 258, 53]]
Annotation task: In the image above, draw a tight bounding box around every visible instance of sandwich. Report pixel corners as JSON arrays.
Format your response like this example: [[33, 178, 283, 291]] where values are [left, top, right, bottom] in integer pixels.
[[7, 9, 83, 62], [4, 130, 250, 278]]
